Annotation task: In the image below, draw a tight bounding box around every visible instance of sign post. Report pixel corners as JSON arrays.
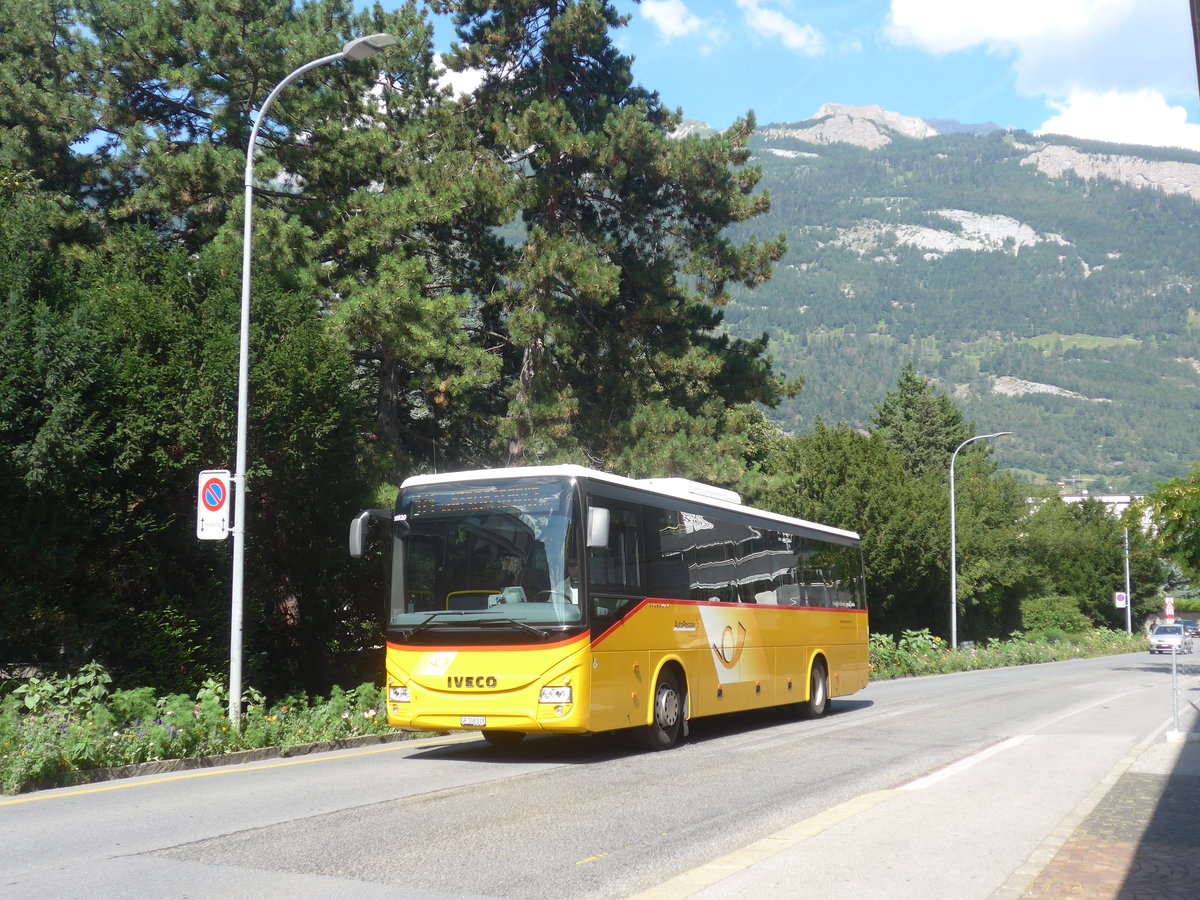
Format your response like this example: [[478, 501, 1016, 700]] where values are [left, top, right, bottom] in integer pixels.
[[197, 470, 231, 540]]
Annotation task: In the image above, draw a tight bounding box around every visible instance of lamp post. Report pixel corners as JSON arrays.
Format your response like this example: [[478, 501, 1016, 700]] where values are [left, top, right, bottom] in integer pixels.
[[1123, 527, 1132, 634], [949, 431, 1013, 649], [230, 33, 398, 728]]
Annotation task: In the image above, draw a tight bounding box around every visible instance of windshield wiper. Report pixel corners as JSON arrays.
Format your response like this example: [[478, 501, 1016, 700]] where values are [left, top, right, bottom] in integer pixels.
[[402, 612, 551, 641], [403, 611, 465, 640], [478, 617, 552, 640]]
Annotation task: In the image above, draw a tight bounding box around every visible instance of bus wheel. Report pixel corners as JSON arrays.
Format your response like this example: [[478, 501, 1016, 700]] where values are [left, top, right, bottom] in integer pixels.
[[639, 667, 684, 751], [801, 659, 830, 719], [481, 731, 525, 747]]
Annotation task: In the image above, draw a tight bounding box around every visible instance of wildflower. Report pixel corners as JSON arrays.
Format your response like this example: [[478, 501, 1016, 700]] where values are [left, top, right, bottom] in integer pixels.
[[365, 708, 377, 718], [341, 711, 350, 719]]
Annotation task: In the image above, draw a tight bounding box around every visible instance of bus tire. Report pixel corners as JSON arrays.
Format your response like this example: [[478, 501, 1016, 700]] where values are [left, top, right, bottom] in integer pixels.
[[801, 659, 830, 719], [639, 666, 684, 751], [481, 730, 526, 747]]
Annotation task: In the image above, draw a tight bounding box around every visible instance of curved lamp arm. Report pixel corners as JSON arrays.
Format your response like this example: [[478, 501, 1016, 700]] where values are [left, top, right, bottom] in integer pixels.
[[229, 33, 397, 729]]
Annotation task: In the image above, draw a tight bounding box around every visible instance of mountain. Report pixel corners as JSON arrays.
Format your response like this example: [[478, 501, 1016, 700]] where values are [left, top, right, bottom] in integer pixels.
[[721, 104, 1200, 492]]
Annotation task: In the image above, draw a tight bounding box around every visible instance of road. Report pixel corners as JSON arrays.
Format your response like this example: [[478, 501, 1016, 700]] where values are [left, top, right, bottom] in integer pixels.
[[1, 652, 1190, 899]]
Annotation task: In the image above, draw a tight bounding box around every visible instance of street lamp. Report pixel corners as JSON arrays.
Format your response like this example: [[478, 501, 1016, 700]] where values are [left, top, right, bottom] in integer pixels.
[[949, 431, 1013, 649], [230, 33, 398, 728]]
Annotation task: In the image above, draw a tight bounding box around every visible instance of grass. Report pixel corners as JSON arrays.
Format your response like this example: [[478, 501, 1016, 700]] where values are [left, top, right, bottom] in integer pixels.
[[2, 627, 1150, 794], [1022, 332, 1141, 352]]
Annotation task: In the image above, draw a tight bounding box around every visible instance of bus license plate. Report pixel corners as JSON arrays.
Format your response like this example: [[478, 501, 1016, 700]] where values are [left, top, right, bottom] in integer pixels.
[[461, 716, 486, 727]]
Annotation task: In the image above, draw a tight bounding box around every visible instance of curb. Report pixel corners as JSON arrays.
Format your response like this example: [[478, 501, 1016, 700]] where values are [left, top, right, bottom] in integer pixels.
[[55, 730, 429, 790], [1165, 729, 1200, 743]]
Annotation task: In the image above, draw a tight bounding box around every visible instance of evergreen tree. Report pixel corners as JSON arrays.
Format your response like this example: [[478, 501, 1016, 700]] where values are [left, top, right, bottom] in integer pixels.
[[67, 0, 431, 249], [0, 0, 501, 479], [0, 177, 372, 692], [871, 362, 973, 479], [0, 0, 92, 194], [438, 0, 791, 472]]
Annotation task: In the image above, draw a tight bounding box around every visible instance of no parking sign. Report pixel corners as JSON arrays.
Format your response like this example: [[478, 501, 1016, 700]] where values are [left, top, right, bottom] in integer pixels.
[[197, 469, 231, 540]]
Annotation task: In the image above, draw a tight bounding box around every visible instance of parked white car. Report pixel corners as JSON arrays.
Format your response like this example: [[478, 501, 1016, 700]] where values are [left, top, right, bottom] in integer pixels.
[[1149, 624, 1194, 654]]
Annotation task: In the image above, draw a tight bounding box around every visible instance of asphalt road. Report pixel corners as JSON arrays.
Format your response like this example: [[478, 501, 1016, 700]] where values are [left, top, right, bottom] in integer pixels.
[[1, 652, 1189, 899]]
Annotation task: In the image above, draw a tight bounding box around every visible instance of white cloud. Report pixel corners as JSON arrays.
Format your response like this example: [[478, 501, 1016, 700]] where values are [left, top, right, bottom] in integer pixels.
[[640, 0, 728, 54], [435, 57, 485, 99], [642, 0, 707, 41], [885, 0, 1199, 147], [1038, 90, 1200, 152], [886, 0, 1134, 54], [736, 0, 825, 56]]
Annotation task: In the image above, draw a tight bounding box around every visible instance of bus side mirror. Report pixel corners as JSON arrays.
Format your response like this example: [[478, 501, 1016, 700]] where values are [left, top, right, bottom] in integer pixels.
[[587, 506, 610, 549], [349, 509, 392, 557]]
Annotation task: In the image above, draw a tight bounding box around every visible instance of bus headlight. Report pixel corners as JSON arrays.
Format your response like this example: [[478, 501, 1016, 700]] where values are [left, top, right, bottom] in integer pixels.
[[539, 686, 572, 704], [389, 685, 411, 703]]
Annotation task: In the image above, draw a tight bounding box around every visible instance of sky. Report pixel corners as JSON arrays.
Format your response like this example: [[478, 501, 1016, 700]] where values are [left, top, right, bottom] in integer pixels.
[[423, 0, 1200, 152]]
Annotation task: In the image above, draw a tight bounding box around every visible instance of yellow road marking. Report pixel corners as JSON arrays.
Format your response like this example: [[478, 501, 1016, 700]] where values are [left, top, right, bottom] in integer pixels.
[[626, 791, 895, 899]]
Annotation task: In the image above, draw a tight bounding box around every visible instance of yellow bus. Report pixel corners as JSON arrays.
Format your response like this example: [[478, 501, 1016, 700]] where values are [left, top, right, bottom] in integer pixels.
[[350, 465, 868, 750]]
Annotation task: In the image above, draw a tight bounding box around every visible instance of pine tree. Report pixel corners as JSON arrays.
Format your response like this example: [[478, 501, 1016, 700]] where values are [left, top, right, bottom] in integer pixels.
[[871, 362, 972, 479], [0, 0, 92, 194], [438, 0, 791, 471]]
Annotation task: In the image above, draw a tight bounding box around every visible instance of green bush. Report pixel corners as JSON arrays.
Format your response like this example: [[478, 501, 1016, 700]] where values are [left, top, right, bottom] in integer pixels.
[[1, 664, 390, 794], [869, 628, 1145, 679], [1019, 595, 1092, 634]]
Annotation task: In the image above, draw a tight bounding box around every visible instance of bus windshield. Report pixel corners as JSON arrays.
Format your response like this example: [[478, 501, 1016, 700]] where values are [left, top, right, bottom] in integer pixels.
[[388, 476, 583, 639]]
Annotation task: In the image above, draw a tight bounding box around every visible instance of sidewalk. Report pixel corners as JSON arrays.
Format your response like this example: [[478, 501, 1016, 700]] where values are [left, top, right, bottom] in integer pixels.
[[1015, 731, 1200, 900], [632, 698, 1200, 900]]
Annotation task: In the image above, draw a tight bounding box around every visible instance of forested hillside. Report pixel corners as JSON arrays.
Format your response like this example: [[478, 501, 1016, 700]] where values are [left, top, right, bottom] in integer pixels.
[[722, 110, 1200, 492]]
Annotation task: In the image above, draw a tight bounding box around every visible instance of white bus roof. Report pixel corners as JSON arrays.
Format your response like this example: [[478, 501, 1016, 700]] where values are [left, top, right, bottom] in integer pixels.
[[400, 464, 861, 543]]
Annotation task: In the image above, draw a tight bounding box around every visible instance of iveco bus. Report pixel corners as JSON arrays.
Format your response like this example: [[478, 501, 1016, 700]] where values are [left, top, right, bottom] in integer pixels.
[[350, 465, 868, 749]]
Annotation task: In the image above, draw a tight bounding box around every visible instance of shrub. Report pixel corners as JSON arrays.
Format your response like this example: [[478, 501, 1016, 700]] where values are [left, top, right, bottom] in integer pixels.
[[1020, 595, 1092, 634], [869, 627, 1145, 680], [1, 664, 390, 794]]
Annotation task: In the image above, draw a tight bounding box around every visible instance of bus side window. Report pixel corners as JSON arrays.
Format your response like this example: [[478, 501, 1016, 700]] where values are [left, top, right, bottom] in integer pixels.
[[644, 507, 690, 600], [585, 504, 642, 593]]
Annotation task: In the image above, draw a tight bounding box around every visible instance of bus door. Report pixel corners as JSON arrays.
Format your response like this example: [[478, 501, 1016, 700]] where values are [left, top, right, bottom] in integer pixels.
[[585, 500, 654, 733]]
